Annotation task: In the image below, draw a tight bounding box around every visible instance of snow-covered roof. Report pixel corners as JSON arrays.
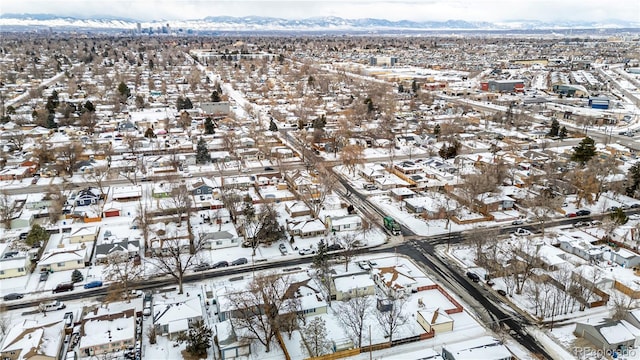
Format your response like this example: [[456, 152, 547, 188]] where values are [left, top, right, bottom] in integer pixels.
[[38, 245, 87, 266], [599, 321, 637, 344], [1, 318, 65, 359], [80, 310, 136, 349], [334, 274, 374, 293], [443, 336, 511, 360], [372, 265, 416, 290], [153, 297, 202, 326]]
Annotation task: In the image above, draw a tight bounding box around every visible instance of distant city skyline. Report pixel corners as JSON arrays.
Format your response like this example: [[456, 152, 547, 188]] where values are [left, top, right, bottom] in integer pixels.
[[3, 0, 639, 23]]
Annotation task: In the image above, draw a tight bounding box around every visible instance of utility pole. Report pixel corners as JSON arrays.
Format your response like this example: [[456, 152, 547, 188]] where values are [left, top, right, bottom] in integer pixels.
[[369, 324, 372, 360]]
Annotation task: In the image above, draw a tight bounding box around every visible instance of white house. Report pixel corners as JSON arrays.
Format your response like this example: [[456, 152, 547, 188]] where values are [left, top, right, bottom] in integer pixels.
[[154, 297, 203, 339], [325, 214, 363, 233]]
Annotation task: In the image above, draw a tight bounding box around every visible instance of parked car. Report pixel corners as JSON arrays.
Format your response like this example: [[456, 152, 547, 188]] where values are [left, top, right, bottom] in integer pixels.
[[63, 312, 73, 327], [84, 281, 103, 289], [298, 248, 316, 255], [3, 293, 24, 301], [466, 272, 480, 282], [511, 219, 524, 225], [212, 261, 229, 269], [53, 283, 74, 293], [231, 258, 248, 266], [278, 243, 288, 255], [512, 228, 531, 236], [565, 212, 577, 218], [497, 289, 507, 296], [357, 261, 371, 271], [576, 209, 591, 216], [193, 263, 211, 272], [39, 271, 49, 282], [40, 300, 66, 311], [573, 221, 589, 227], [327, 243, 344, 252], [264, 166, 274, 171]]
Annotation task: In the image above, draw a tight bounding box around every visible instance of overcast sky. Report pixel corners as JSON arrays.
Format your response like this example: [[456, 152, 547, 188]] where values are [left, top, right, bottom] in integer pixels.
[[4, 0, 639, 22]]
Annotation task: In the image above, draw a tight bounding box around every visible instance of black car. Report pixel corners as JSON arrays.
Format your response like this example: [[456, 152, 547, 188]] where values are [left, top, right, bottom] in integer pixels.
[[576, 210, 591, 216], [497, 289, 507, 296], [212, 261, 229, 269], [326, 244, 344, 251], [3, 293, 23, 301], [264, 166, 274, 171], [231, 258, 248, 266], [466, 272, 480, 282]]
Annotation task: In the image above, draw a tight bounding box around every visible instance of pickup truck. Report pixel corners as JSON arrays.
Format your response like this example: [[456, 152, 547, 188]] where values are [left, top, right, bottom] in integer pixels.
[[512, 228, 531, 236]]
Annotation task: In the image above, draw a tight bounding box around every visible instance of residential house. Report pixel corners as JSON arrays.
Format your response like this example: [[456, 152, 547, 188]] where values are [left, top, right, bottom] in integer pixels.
[[575, 318, 640, 352], [71, 187, 101, 206], [187, 177, 217, 196], [38, 244, 88, 272], [10, 211, 33, 230], [201, 231, 240, 250], [359, 163, 387, 182], [325, 214, 363, 233], [0, 166, 31, 180], [476, 193, 515, 213], [332, 273, 375, 301], [285, 201, 312, 218], [111, 185, 142, 201], [417, 309, 454, 334], [404, 196, 446, 219], [79, 308, 137, 357], [94, 238, 141, 264], [284, 277, 328, 317], [610, 248, 640, 268], [558, 236, 604, 262], [389, 187, 416, 201], [69, 226, 100, 243], [372, 265, 417, 298], [287, 219, 326, 238], [154, 297, 203, 339], [0, 319, 65, 360], [441, 336, 512, 360], [0, 251, 31, 279], [215, 320, 251, 360]]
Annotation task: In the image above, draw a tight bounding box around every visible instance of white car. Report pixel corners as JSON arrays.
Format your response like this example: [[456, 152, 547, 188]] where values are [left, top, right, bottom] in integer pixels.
[[357, 261, 371, 271], [298, 248, 315, 255], [513, 228, 531, 236]]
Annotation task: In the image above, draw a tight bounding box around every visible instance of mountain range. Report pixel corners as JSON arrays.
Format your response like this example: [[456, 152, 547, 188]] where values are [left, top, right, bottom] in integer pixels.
[[1, 14, 638, 32]]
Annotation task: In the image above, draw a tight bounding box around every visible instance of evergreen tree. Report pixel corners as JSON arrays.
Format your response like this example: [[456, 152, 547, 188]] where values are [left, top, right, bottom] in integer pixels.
[[204, 117, 215, 134], [45, 90, 59, 113], [179, 320, 212, 357], [117, 82, 131, 101], [548, 118, 560, 137], [626, 162, 640, 197], [559, 126, 568, 139], [433, 124, 441, 137], [412, 79, 419, 93], [611, 208, 629, 226], [144, 127, 156, 138], [195, 137, 210, 164], [25, 224, 50, 248], [269, 119, 278, 131], [71, 269, 84, 283], [83, 100, 95, 113], [176, 96, 193, 110], [46, 113, 57, 129], [571, 136, 596, 164], [398, 84, 404, 93], [210, 90, 221, 102]]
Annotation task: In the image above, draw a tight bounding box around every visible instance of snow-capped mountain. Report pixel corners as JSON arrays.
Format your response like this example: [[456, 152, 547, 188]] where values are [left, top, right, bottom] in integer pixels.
[[0, 14, 638, 32]]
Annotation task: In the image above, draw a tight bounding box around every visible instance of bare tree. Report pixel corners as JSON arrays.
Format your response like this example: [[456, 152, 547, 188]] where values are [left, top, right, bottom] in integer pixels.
[[83, 165, 111, 200], [523, 188, 563, 239], [227, 272, 293, 353], [465, 228, 499, 267], [7, 131, 27, 152], [104, 252, 144, 302], [148, 234, 204, 294], [300, 166, 335, 218], [0, 191, 16, 229], [242, 201, 284, 257], [134, 199, 153, 252], [337, 290, 371, 347], [168, 184, 195, 253], [57, 142, 83, 175], [337, 233, 360, 272], [611, 291, 635, 321], [340, 144, 365, 176], [300, 317, 332, 357], [375, 295, 408, 343]]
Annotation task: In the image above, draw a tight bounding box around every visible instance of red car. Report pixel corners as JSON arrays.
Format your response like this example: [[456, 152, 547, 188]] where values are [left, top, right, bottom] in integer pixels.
[[566, 213, 577, 218]]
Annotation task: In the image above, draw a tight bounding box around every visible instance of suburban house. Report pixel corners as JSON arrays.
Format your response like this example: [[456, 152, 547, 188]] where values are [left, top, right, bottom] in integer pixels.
[[284, 277, 328, 317], [187, 177, 218, 195], [441, 336, 512, 360], [153, 297, 203, 339], [404, 196, 446, 218], [201, 231, 240, 250], [332, 273, 376, 301], [574, 318, 640, 352], [215, 320, 251, 360], [69, 226, 100, 243], [152, 183, 175, 198], [94, 238, 141, 264], [0, 252, 31, 279], [609, 248, 640, 268], [558, 236, 604, 262], [325, 214, 363, 233], [371, 265, 417, 298], [287, 219, 326, 238], [0, 319, 65, 360], [38, 244, 89, 272], [70, 187, 101, 206], [79, 308, 137, 357], [389, 187, 416, 201], [285, 201, 312, 218], [417, 309, 454, 334], [111, 185, 142, 201], [10, 211, 34, 229]]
